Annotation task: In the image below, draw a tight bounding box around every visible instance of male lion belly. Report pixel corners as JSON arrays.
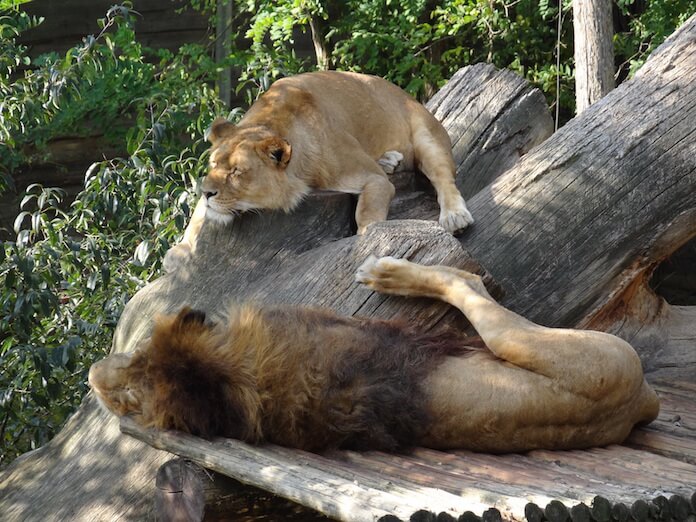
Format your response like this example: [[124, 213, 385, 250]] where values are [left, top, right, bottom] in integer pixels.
[[419, 355, 638, 452]]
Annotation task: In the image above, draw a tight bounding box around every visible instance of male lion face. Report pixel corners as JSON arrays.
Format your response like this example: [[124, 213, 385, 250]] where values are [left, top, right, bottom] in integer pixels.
[[88, 352, 148, 420], [89, 307, 262, 440], [202, 119, 293, 223]]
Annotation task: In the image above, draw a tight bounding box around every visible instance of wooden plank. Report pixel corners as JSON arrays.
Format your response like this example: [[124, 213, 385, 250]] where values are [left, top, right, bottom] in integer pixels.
[[334, 449, 598, 511], [527, 446, 696, 494], [120, 417, 504, 522], [627, 428, 696, 464], [339, 447, 680, 507], [121, 414, 696, 522]]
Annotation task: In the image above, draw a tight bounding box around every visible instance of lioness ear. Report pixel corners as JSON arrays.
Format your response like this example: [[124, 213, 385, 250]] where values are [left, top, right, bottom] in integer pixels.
[[262, 138, 292, 169], [207, 117, 236, 145]]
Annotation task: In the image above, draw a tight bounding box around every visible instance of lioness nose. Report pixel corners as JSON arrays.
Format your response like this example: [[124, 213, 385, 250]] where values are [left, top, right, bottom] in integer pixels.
[[204, 190, 218, 200]]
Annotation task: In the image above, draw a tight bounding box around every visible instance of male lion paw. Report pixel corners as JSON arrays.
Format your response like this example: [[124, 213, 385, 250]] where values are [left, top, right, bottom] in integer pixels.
[[163, 242, 193, 274], [355, 255, 414, 293], [439, 196, 474, 234], [377, 150, 404, 174]]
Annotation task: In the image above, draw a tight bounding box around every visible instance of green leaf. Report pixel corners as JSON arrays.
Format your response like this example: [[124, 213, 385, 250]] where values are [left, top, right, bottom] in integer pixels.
[[133, 240, 151, 266], [101, 263, 110, 287], [20, 193, 36, 209], [86, 272, 98, 291], [13, 211, 29, 233]]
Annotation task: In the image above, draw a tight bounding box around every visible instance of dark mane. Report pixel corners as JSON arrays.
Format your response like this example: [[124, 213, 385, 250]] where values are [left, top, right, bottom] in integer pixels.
[[137, 306, 481, 452], [319, 318, 481, 452], [143, 308, 261, 441]]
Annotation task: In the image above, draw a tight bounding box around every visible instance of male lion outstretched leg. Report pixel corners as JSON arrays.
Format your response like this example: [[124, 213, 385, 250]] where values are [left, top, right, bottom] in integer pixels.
[[356, 256, 648, 400]]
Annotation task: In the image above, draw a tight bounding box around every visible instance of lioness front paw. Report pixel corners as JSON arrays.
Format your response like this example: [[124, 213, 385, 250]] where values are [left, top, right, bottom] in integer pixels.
[[163, 242, 193, 273], [377, 150, 404, 174], [439, 196, 474, 234]]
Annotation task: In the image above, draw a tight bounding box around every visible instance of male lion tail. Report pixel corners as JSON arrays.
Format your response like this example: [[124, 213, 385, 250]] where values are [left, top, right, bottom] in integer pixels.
[[144, 307, 262, 441]]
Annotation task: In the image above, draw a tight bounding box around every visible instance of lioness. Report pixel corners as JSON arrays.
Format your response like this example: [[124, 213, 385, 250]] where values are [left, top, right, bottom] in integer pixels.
[[165, 71, 473, 271], [89, 257, 658, 452]]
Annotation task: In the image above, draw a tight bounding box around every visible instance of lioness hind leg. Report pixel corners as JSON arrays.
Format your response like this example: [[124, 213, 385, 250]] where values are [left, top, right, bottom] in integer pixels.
[[356, 256, 641, 394], [411, 125, 473, 234]]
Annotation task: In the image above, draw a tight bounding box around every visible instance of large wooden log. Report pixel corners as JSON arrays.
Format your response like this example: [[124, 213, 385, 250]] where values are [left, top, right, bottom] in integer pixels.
[[0, 63, 549, 520], [458, 15, 696, 377]]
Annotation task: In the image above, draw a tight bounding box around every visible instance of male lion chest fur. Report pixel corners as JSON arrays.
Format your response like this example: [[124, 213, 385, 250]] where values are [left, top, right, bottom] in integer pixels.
[[199, 71, 472, 235]]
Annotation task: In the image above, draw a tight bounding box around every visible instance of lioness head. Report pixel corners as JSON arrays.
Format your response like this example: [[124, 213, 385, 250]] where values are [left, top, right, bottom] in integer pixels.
[[88, 307, 262, 439], [201, 118, 306, 223]]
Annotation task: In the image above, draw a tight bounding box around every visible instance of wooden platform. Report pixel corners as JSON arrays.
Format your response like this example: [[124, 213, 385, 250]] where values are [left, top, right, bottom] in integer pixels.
[[120, 380, 696, 521]]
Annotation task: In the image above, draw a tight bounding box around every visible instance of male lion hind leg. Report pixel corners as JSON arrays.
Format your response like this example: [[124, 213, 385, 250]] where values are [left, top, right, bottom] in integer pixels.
[[356, 256, 655, 405], [412, 125, 473, 234]]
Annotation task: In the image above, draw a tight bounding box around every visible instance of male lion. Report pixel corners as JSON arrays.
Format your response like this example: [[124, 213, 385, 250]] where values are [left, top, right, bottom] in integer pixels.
[[89, 257, 659, 452], [165, 71, 473, 271]]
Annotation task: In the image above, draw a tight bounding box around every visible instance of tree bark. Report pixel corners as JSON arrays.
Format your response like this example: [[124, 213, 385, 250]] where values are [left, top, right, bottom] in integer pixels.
[[308, 15, 330, 70], [154, 458, 246, 521], [1, 13, 695, 517], [573, 0, 615, 113], [215, 0, 233, 107], [461, 14, 696, 375]]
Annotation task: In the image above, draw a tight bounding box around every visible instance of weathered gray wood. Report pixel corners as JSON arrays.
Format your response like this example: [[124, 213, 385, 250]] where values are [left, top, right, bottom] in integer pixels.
[[156, 459, 207, 522], [154, 458, 243, 522], [121, 417, 486, 522], [459, 15, 696, 376], [426, 64, 554, 200], [573, 0, 615, 113]]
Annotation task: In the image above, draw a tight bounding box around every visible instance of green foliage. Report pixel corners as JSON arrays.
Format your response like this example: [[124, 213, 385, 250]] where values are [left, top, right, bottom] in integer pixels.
[[214, 0, 695, 122], [225, 0, 576, 117], [615, 0, 696, 78], [0, 5, 226, 467]]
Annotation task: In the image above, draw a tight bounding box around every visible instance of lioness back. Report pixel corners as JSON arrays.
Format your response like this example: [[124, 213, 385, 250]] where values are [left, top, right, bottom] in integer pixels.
[[261, 71, 434, 166]]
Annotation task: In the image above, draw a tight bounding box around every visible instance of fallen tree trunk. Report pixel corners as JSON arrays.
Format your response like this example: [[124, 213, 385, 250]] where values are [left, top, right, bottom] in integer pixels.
[[1, 14, 695, 518], [459, 15, 696, 377]]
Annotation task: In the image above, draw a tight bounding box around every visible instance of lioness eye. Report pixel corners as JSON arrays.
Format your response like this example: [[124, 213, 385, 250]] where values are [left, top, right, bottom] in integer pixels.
[[210, 160, 218, 168]]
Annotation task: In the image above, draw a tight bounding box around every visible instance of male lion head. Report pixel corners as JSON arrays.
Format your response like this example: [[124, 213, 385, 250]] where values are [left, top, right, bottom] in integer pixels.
[[88, 307, 262, 440], [201, 118, 305, 223]]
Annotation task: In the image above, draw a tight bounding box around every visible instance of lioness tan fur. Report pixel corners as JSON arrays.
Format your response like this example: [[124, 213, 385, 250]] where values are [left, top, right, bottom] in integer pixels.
[[89, 257, 658, 452], [165, 71, 472, 271]]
